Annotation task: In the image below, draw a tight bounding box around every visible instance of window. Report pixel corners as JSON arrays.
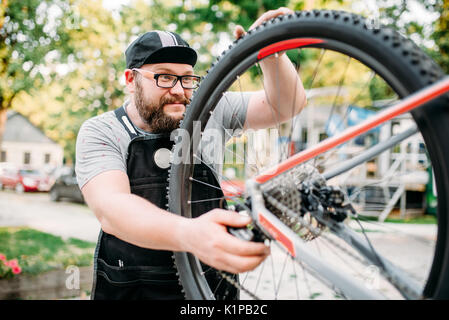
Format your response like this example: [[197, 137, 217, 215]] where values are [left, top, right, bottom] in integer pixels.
[[367, 159, 377, 177], [0, 150, 6, 162], [406, 142, 412, 153], [319, 132, 328, 142], [301, 128, 308, 143], [44, 153, 51, 164], [24, 152, 31, 165]]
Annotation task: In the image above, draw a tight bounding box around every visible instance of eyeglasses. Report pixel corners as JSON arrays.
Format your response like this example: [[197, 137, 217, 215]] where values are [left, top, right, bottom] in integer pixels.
[[132, 68, 201, 89]]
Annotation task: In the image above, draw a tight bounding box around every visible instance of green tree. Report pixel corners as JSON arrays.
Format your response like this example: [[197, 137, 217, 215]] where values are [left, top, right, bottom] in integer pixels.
[[375, 0, 449, 73], [164, 0, 291, 72], [0, 0, 74, 147], [431, 0, 449, 74]]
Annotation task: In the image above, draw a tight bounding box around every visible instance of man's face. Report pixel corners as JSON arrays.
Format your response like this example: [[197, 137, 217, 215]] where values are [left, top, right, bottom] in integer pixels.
[[132, 63, 194, 133]]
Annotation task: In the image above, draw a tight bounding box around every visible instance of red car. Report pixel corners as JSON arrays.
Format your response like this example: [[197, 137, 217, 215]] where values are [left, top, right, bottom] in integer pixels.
[[0, 166, 51, 193]]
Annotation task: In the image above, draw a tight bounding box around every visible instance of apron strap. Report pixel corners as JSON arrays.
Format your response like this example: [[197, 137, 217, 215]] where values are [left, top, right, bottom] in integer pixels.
[[114, 104, 140, 139]]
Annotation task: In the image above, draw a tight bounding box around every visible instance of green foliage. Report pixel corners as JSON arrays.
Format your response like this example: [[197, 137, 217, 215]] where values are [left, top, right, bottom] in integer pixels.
[[309, 292, 322, 299], [369, 75, 395, 102], [170, 0, 289, 32], [431, 0, 449, 74], [0, 0, 74, 110], [67, 237, 96, 249], [357, 214, 437, 225], [375, 0, 448, 73], [0, 227, 95, 276]]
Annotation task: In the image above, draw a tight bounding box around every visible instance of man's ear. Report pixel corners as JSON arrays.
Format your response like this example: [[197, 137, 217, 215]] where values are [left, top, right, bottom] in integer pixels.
[[124, 69, 135, 94]]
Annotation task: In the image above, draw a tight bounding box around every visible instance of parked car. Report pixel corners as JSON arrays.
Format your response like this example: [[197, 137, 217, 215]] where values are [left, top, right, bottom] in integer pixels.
[[0, 165, 51, 193], [49, 170, 84, 203]]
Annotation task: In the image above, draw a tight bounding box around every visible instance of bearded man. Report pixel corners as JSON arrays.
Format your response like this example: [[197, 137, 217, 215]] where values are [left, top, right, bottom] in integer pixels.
[[76, 7, 307, 300]]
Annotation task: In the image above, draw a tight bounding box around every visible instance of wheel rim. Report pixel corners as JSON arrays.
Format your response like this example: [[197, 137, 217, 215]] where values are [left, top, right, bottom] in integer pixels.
[[169, 11, 448, 300]]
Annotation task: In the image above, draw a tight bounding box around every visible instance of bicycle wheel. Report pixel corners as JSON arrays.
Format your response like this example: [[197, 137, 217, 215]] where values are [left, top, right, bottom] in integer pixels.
[[168, 10, 449, 299]]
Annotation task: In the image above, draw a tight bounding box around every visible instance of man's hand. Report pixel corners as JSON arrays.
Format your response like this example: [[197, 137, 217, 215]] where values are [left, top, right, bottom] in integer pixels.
[[234, 7, 294, 40], [180, 209, 270, 274]]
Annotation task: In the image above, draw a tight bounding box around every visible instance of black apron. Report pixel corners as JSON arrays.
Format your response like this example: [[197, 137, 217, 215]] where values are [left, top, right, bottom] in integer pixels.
[[91, 105, 237, 300]]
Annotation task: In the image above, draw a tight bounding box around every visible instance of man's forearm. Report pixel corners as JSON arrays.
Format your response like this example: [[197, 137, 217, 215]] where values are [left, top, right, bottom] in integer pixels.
[[94, 193, 189, 252], [259, 54, 307, 120]]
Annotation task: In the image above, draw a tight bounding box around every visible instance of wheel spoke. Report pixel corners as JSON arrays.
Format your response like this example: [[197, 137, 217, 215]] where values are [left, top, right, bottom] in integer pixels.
[[274, 251, 290, 298]]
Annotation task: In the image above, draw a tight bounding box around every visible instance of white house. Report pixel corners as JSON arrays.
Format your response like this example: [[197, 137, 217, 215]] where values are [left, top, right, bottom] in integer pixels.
[[0, 110, 63, 170]]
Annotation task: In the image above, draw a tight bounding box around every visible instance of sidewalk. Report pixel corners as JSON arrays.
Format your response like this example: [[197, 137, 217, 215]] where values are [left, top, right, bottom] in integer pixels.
[[0, 191, 101, 242]]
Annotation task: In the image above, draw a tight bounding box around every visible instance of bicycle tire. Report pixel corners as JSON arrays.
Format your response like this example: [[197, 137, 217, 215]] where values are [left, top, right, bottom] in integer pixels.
[[168, 9, 449, 299]]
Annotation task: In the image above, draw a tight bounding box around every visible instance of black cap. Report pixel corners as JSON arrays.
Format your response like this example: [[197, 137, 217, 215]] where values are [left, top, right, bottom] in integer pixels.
[[125, 31, 197, 69]]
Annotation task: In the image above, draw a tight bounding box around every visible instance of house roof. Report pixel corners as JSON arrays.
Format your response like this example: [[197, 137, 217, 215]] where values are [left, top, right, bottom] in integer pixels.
[[3, 110, 57, 144]]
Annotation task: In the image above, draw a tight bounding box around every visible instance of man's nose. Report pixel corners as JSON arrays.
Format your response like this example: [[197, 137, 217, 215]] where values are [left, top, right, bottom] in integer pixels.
[[169, 79, 185, 95]]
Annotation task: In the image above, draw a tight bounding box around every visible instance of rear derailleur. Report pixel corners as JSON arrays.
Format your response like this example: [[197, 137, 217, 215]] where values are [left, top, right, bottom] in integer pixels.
[[227, 181, 356, 242], [298, 181, 356, 224]]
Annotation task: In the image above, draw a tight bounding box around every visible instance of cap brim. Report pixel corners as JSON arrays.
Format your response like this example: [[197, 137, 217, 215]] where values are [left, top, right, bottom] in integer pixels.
[[143, 46, 197, 67]]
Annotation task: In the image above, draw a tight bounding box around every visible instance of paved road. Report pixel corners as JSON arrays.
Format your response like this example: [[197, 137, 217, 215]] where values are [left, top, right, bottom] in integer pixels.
[[0, 189, 438, 299], [0, 190, 100, 242]]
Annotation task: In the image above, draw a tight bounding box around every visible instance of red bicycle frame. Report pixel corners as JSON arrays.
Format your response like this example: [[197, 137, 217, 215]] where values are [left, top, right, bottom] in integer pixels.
[[254, 76, 449, 185]]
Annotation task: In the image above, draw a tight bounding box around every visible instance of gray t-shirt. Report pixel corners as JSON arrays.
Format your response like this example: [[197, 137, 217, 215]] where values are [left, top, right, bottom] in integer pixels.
[[75, 91, 252, 189]]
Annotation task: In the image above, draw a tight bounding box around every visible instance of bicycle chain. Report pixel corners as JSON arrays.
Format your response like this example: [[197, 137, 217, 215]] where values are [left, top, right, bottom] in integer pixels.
[[217, 270, 262, 300]]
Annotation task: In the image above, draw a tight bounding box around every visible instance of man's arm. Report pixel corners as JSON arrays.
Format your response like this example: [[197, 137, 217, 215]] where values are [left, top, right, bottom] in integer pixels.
[[81, 170, 270, 274], [234, 8, 307, 130], [81, 170, 185, 251], [245, 54, 306, 130]]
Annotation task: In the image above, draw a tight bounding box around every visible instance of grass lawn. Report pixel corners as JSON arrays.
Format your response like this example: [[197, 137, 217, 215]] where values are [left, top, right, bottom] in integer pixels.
[[0, 227, 96, 276], [357, 214, 437, 225]]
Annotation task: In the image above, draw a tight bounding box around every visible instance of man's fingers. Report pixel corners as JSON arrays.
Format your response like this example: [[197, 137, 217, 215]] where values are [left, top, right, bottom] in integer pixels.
[[193, 209, 273, 274], [249, 7, 294, 31], [210, 209, 251, 228], [209, 250, 270, 274], [221, 235, 270, 257], [205, 209, 270, 256], [235, 8, 294, 38], [234, 25, 246, 39]]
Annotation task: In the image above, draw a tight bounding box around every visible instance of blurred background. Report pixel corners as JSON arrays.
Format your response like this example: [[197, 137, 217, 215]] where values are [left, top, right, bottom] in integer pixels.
[[0, 0, 447, 299]]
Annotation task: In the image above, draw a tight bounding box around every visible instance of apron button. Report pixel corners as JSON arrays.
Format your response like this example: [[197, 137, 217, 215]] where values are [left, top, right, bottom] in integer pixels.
[[154, 148, 171, 169]]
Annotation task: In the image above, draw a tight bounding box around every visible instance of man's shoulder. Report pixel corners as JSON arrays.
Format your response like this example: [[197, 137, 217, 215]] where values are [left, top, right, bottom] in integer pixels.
[[83, 109, 116, 127], [77, 107, 132, 154], [80, 109, 123, 134]]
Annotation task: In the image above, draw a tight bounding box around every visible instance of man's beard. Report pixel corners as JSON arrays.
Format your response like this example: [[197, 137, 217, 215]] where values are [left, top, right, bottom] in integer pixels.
[[134, 80, 189, 133]]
